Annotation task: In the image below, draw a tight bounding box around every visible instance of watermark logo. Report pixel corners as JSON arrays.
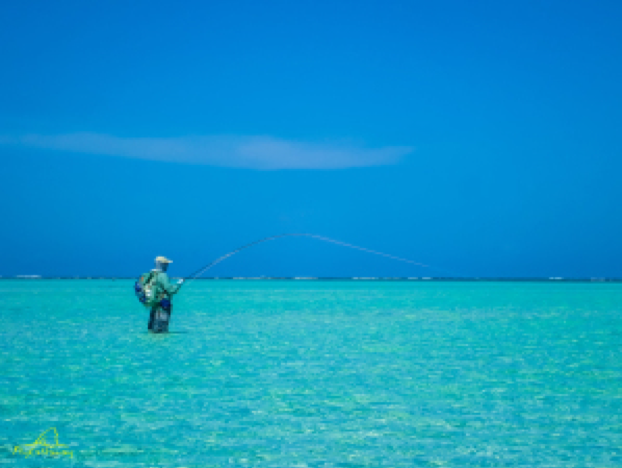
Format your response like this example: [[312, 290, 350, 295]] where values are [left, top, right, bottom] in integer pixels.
[[13, 427, 74, 459]]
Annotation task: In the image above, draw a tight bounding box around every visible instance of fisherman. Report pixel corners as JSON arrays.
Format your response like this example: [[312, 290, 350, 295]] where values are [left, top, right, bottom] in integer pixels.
[[145, 256, 184, 333]]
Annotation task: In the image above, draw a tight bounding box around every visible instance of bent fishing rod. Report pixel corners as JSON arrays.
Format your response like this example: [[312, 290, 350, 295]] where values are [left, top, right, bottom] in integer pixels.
[[180, 233, 455, 288]]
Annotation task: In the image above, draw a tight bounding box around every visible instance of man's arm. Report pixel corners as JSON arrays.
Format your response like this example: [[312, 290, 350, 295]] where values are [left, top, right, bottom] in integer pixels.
[[159, 273, 181, 296]]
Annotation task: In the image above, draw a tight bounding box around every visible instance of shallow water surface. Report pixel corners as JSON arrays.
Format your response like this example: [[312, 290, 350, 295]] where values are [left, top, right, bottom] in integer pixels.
[[1, 280, 621, 467]]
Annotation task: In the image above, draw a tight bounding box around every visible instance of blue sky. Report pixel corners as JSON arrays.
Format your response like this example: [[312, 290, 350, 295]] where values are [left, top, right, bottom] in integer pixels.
[[1, 0, 621, 278]]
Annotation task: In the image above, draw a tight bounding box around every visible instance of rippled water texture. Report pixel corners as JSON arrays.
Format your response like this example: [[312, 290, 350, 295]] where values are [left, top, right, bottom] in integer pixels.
[[1, 280, 621, 467]]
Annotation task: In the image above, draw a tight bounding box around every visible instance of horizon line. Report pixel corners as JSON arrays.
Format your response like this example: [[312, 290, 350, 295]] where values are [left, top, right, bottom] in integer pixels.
[[3, 276, 621, 282]]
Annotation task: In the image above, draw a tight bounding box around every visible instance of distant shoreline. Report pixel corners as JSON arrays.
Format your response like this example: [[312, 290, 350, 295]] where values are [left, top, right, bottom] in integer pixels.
[[2, 277, 621, 282]]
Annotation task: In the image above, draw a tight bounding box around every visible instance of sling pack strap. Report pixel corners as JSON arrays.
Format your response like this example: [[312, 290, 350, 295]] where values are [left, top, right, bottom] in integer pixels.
[[150, 271, 172, 301], [143, 271, 155, 284]]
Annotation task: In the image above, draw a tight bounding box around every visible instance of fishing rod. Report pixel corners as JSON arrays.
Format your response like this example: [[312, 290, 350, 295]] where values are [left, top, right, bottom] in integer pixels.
[[181, 233, 450, 288]]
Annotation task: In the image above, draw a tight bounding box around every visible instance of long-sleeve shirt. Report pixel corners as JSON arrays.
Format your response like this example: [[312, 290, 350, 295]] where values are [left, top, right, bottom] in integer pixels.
[[151, 270, 181, 300]]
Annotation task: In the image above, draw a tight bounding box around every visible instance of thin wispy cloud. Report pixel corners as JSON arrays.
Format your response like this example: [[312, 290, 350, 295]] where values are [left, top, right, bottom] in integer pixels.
[[0, 133, 413, 170]]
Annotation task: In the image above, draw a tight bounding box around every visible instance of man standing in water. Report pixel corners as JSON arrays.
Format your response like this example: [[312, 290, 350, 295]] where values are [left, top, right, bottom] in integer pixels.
[[146, 256, 184, 333]]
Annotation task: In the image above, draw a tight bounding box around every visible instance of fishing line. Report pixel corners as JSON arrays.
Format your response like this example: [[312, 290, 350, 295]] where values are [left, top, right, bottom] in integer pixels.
[[182, 233, 454, 286]]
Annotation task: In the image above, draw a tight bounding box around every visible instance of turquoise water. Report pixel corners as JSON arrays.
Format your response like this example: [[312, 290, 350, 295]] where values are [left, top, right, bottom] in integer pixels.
[[1, 280, 621, 467]]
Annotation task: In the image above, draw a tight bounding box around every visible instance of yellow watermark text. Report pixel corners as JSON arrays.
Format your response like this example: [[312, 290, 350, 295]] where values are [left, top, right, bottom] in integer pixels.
[[13, 427, 74, 459]]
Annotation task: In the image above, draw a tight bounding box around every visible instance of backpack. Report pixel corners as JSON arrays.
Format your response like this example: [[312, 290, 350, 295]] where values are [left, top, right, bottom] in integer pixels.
[[134, 272, 159, 308]]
